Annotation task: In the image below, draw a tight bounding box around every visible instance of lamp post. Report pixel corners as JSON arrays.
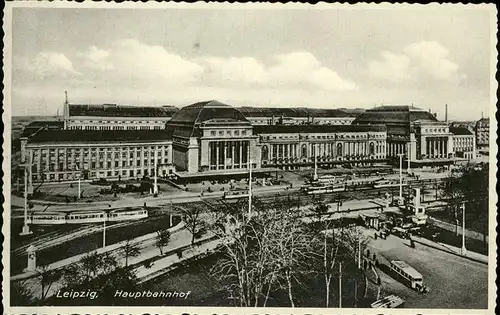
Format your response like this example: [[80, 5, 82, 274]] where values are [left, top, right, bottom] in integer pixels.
[[461, 202, 467, 256], [248, 156, 252, 219], [20, 165, 32, 235], [407, 141, 412, 174], [20, 150, 32, 236], [397, 153, 404, 199], [338, 261, 342, 308]]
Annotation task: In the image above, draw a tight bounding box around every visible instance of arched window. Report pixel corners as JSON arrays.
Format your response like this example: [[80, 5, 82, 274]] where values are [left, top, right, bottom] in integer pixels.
[[261, 145, 269, 161], [337, 143, 343, 156], [301, 144, 308, 158], [369, 142, 375, 155]]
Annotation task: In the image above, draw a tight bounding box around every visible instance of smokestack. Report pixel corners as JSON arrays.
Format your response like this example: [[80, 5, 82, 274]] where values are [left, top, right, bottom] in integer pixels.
[[481, 111, 484, 119], [445, 104, 448, 123]]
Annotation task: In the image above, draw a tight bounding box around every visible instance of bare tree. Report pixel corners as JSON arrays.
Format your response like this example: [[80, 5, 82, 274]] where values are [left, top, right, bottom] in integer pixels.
[[209, 197, 314, 307], [155, 229, 171, 256], [179, 204, 204, 244], [120, 238, 141, 267], [309, 200, 340, 307]]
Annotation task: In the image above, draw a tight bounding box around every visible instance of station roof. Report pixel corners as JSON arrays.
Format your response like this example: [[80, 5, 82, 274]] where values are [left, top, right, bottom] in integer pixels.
[[26, 130, 171, 144], [237, 107, 361, 118], [68, 104, 179, 118], [254, 124, 386, 134], [22, 120, 64, 136], [353, 105, 438, 125]]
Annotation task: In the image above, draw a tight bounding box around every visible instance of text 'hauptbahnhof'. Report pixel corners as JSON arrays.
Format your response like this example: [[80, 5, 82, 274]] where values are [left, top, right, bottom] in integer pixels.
[[19, 98, 484, 185]]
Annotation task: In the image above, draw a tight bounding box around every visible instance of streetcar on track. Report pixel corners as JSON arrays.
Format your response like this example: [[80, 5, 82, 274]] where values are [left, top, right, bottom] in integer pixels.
[[373, 178, 408, 188], [26, 208, 148, 225], [222, 190, 250, 200], [306, 183, 346, 195]]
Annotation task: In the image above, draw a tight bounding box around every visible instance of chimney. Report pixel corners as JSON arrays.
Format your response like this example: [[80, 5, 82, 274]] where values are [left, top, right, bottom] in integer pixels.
[[445, 104, 448, 123]]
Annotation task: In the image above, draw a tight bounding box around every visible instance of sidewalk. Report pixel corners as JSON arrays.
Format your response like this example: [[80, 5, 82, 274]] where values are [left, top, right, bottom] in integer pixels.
[[411, 235, 488, 264], [11, 221, 186, 281], [14, 224, 222, 301]]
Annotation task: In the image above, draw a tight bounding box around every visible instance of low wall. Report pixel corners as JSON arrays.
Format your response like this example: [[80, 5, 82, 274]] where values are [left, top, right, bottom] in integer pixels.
[[427, 216, 488, 242]]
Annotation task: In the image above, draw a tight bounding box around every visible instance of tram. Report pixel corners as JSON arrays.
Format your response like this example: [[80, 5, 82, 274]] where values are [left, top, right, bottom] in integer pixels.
[[223, 190, 250, 200], [373, 178, 408, 188], [306, 183, 346, 195], [26, 208, 148, 225]]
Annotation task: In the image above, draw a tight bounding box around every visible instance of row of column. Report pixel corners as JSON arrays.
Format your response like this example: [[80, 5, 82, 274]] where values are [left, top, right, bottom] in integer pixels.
[[266, 141, 385, 160], [387, 142, 406, 157], [426, 137, 448, 159], [208, 140, 249, 170]]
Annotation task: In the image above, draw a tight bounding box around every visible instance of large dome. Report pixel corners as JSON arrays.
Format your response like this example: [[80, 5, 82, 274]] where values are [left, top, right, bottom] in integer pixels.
[[166, 100, 251, 138]]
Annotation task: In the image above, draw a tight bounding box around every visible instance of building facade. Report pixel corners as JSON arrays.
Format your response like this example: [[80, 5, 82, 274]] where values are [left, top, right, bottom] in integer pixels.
[[165, 101, 260, 174], [450, 127, 476, 159], [21, 100, 476, 183], [353, 105, 456, 165], [474, 117, 489, 149], [256, 125, 387, 169], [22, 131, 174, 183]]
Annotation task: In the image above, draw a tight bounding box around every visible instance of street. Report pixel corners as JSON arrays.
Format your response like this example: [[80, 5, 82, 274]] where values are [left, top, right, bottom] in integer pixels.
[[365, 230, 488, 309]]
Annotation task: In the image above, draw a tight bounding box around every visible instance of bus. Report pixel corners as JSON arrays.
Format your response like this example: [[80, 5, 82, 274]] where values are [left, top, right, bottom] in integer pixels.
[[390, 260, 423, 289], [371, 295, 405, 308]]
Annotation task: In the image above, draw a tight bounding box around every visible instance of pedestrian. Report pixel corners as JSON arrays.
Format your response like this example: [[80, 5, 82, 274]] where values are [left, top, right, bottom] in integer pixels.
[[374, 233, 378, 240]]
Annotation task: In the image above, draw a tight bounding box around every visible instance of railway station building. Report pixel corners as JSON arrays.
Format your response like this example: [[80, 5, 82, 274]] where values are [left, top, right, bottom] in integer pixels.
[[352, 105, 457, 166]]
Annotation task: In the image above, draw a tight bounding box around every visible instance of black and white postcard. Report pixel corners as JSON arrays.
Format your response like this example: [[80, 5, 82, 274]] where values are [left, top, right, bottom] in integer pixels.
[[2, 2, 497, 315]]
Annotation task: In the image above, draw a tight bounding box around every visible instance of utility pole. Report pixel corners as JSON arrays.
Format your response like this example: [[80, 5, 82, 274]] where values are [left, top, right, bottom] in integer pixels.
[[461, 202, 467, 256], [153, 152, 158, 195], [339, 261, 342, 308], [170, 199, 173, 227], [103, 218, 107, 248], [20, 147, 32, 236], [313, 149, 318, 181], [397, 153, 404, 199], [357, 236, 361, 269], [248, 156, 252, 219], [407, 142, 412, 174]]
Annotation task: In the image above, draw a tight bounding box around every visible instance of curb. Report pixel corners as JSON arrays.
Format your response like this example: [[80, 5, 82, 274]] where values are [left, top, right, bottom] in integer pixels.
[[412, 239, 488, 265]]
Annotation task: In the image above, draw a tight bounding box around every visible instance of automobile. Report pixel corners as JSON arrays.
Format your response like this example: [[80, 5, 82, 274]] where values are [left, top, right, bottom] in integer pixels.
[[391, 227, 408, 238]]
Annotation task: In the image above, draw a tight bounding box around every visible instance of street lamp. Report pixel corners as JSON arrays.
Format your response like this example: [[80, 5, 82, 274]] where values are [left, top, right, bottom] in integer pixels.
[[20, 160, 32, 236], [397, 153, 404, 199], [461, 202, 467, 256]]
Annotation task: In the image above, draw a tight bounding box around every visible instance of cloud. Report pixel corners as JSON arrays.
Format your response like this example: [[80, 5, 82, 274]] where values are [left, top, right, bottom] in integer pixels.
[[197, 56, 267, 84], [368, 41, 463, 83], [24, 52, 80, 78], [198, 51, 358, 91], [404, 41, 461, 81], [368, 51, 416, 83], [78, 46, 113, 70]]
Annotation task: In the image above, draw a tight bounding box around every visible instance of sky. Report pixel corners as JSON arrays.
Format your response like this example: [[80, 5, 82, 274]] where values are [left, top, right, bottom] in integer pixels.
[[8, 4, 495, 120]]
